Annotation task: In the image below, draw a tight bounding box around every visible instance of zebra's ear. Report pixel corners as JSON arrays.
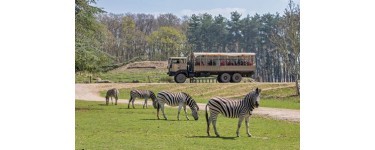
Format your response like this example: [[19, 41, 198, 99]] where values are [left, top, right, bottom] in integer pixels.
[[255, 88, 261, 94]]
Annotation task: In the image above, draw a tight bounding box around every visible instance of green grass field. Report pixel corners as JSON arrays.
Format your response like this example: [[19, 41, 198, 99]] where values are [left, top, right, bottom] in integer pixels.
[[99, 83, 300, 109], [76, 100, 300, 149], [76, 68, 169, 83]]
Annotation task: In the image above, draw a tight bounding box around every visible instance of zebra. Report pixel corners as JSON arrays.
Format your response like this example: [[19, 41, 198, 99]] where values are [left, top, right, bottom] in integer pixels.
[[205, 88, 261, 137], [128, 90, 157, 109], [105, 88, 119, 105], [156, 91, 199, 120]]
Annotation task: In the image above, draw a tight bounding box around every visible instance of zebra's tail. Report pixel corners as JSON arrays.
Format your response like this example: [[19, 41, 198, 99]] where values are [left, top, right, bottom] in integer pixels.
[[154, 97, 160, 110], [205, 104, 209, 129]]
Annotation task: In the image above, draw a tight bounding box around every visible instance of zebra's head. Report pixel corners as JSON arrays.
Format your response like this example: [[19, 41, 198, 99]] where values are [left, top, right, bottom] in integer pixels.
[[182, 92, 199, 120], [245, 88, 262, 109], [254, 88, 261, 108]]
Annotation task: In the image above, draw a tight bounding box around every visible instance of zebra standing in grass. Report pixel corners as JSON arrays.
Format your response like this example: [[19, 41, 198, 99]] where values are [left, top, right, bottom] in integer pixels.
[[156, 91, 199, 120], [128, 90, 157, 109], [106, 88, 119, 105], [205, 88, 261, 137]]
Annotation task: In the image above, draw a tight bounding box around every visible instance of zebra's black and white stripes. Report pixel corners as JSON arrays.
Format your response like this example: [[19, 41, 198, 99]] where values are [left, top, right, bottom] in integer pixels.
[[205, 88, 261, 137], [156, 91, 199, 120], [128, 90, 157, 109], [106, 88, 119, 105]]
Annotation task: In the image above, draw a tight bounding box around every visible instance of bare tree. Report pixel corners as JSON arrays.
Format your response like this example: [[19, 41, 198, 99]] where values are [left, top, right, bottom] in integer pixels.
[[270, 0, 300, 95]]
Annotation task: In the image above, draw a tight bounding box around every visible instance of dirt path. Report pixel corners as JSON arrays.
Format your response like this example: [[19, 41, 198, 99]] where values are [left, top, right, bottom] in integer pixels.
[[75, 83, 300, 122]]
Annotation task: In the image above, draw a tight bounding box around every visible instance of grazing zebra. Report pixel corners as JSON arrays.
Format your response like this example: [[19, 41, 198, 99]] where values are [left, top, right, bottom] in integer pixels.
[[105, 88, 119, 105], [205, 88, 261, 137], [156, 91, 199, 120], [128, 90, 157, 109]]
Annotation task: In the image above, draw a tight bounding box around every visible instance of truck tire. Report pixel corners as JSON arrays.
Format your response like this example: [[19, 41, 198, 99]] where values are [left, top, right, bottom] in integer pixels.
[[219, 73, 231, 83], [174, 73, 186, 83], [231, 73, 242, 83], [217, 75, 222, 83]]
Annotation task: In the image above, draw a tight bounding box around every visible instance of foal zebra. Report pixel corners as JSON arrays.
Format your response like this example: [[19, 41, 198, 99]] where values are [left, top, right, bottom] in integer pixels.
[[205, 88, 261, 137], [128, 90, 157, 109], [105, 88, 119, 105], [156, 91, 199, 120]]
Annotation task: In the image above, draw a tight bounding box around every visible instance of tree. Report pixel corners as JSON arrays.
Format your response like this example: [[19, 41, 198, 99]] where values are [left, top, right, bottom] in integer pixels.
[[187, 14, 202, 52], [226, 11, 243, 52], [147, 27, 187, 60], [157, 13, 181, 28], [75, 0, 113, 72], [270, 0, 300, 94], [200, 13, 214, 52]]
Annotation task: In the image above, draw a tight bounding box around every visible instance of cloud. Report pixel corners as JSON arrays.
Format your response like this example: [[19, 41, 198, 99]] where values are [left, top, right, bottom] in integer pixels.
[[180, 8, 248, 18]]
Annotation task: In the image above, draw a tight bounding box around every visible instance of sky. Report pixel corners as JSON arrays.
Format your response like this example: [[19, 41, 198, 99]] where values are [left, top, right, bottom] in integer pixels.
[[94, 0, 300, 18]]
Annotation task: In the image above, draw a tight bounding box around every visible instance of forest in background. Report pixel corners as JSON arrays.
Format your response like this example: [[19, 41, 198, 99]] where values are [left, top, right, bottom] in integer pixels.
[[75, 0, 299, 82]]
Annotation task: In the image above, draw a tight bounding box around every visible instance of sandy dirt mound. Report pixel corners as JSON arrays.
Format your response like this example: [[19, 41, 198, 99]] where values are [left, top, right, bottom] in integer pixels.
[[110, 61, 167, 73]]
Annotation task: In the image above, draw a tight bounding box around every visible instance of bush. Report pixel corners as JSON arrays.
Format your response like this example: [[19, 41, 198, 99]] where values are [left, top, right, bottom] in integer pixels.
[[158, 76, 174, 83]]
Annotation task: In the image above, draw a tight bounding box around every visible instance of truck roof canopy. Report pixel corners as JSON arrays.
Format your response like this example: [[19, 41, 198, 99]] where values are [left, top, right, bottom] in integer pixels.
[[193, 52, 256, 57], [169, 57, 187, 59]]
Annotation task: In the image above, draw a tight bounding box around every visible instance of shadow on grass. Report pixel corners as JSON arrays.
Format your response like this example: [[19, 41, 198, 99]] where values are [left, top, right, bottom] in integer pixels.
[[98, 104, 124, 106], [140, 118, 192, 122], [118, 108, 134, 109], [140, 118, 161, 121], [187, 135, 237, 140], [75, 108, 103, 111], [118, 108, 153, 109]]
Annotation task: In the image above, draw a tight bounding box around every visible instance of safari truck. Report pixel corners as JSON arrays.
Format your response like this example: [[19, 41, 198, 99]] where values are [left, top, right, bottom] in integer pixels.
[[167, 52, 256, 83]]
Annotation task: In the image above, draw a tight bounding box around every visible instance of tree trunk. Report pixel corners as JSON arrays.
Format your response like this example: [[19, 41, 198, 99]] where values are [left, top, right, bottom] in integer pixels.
[[295, 78, 300, 96]]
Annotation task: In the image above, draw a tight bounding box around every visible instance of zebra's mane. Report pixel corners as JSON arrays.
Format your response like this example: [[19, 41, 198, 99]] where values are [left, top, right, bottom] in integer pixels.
[[149, 91, 156, 99], [243, 90, 257, 102], [180, 92, 191, 98], [181, 92, 199, 111]]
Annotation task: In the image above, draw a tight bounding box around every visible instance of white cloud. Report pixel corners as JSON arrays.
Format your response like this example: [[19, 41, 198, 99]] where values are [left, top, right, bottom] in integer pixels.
[[180, 8, 248, 18]]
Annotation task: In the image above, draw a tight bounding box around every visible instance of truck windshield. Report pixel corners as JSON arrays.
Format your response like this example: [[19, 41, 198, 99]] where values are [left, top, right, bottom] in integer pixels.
[[171, 59, 180, 64]]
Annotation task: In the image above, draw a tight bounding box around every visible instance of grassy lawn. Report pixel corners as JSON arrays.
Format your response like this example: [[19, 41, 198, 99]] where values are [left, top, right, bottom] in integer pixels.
[[99, 83, 300, 110], [75, 69, 169, 83], [76, 67, 255, 84], [76, 100, 300, 149]]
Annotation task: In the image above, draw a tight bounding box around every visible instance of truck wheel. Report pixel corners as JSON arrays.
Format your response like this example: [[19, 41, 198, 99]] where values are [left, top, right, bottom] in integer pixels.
[[217, 75, 222, 83], [231, 73, 242, 83], [174, 73, 186, 83], [219, 73, 231, 83]]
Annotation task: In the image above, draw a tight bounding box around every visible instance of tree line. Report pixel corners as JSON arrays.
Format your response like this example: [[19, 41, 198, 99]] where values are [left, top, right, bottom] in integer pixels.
[[75, 0, 299, 82]]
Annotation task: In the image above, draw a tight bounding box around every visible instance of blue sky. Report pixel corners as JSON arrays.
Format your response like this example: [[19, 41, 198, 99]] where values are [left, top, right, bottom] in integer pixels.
[[94, 0, 300, 18]]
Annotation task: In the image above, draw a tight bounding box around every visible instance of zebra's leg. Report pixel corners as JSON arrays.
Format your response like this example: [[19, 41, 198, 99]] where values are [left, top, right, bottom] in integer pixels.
[[106, 98, 109, 106], [128, 98, 132, 108], [207, 115, 212, 136], [211, 113, 220, 137], [143, 98, 148, 109], [236, 116, 245, 137], [146, 98, 148, 108], [183, 104, 189, 120], [132, 98, 135, 109], [177, 104, 182, 120], [157, 104, 160, 120], [206, 105, 212, 136], [161, 104, 168, 120], [111, 97, 113, 105], [245, 116, 252, 137], [115, 96, 118, 105]]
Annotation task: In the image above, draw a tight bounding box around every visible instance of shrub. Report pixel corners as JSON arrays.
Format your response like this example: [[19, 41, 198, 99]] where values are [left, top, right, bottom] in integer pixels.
[[158, 76, 174, 83]]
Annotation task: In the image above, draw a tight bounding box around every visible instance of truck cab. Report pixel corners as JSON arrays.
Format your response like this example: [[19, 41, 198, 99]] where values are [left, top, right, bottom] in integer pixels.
[[167, 57, 187, 77]]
